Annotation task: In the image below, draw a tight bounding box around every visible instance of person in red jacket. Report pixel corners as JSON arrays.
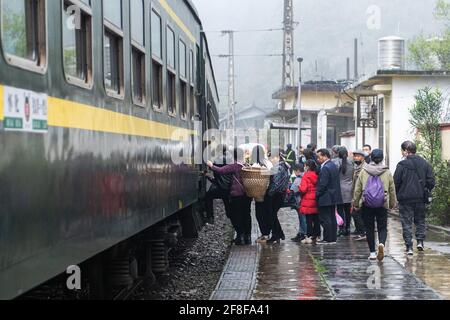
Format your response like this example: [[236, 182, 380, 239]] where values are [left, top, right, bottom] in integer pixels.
[[299, 160, 320, 244]]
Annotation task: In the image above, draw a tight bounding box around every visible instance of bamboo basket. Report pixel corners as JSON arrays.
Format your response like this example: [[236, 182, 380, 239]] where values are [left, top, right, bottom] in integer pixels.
[[241, 167, 271, 202]]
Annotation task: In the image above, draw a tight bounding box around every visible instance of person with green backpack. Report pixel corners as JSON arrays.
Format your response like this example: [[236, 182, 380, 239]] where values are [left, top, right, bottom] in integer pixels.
[[353, 149, 397, 262]]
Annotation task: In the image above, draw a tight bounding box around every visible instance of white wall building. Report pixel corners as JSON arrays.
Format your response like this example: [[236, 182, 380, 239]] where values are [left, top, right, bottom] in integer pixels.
[[348, 70, 450, 171]]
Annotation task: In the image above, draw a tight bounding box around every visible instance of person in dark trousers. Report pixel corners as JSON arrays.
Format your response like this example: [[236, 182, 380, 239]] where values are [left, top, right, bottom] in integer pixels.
[[249, 145, 273, 244], [353, 149, 397, 261], [266, 153, 291, 244], [299, 160, 320, 244], [351, 150, 367, 241], [394, 141, 435, 255], [333, 147, 354, 237], [207, 148, 252, 246], [363, 144, 372, 164], [205, 145, 232, 223], [316, 149, 343, 244]]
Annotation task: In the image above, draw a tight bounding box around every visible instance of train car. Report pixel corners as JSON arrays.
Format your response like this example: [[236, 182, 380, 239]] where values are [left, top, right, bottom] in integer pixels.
[[0, 0, 219, 299]]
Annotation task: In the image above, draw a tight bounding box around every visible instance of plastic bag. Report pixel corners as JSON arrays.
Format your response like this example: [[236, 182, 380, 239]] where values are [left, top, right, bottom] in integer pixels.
[[336, 212, 344, 227]]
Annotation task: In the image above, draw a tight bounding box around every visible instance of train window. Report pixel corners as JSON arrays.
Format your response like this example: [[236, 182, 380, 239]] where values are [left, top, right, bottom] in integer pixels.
[[166, 26, 175, 70], [151, 9, 161, 59], [189, 50, 195, 117], [179, 40, 186, 79], [152, 60, 163, 110], [180, 81, 187, 120], [103, 1, 124, 98], [131, 0, 145, 106], [167, 71, 176, 115], [130, 0, 144, 46], [104, 0, 122, 29], [62, 0, 93, 88], [132, 48, 145, 106], [0, 0, 47, 73], [179, 40, 187, 119], [151, 9, 163, 111]]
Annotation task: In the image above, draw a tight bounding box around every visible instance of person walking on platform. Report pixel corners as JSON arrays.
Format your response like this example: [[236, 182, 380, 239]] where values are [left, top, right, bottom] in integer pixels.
[[290, 164, 307, 242], [353, 149, 397, 261], [266, 153, 291, 244], [207, 148, 252, 246], [333, 147, 354, 237], [394, 141, 435, 256], [299, 160, 320, 244], [249, 145, 273, 244], [351, 150, 367, 241], [205, 144, 232, 224], [316, 149, 343, 244]]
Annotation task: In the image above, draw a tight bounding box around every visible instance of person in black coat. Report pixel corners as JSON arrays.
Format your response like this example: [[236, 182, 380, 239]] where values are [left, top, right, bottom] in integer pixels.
[[394, 141, 435, 254], [205, 145, 233, 223], [316, 149, 343, 244]]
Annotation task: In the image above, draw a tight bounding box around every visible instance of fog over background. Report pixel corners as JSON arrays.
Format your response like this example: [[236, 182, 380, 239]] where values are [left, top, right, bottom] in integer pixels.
[[191, 0, 444, 114]]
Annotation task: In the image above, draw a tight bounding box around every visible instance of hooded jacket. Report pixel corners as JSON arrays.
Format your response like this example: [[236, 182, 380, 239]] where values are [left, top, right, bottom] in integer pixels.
[[353, 162, 397, 210], [299, 171, 319, 215], [394, 155, 435, 204]]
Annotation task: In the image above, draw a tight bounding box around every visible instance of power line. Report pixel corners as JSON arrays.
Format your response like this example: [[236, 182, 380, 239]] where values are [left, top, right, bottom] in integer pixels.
[[213, 54, 283, 58], [202, 27, 284, 34]]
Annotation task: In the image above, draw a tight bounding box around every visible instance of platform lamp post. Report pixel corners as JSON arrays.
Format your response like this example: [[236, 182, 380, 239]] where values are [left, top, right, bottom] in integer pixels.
[[296, 57, 303, 152]]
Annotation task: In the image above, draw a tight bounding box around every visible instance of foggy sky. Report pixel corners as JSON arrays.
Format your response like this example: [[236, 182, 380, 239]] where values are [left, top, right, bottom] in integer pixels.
[[191, 0, 444, 113]]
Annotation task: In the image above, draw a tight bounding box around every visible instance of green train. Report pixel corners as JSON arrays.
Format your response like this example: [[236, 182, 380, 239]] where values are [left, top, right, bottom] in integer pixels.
[[0, 0, 219, 299]]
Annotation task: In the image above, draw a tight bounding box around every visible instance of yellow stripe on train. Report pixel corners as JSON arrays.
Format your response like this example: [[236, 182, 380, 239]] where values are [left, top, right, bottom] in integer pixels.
[[47, 97, 195, 141]]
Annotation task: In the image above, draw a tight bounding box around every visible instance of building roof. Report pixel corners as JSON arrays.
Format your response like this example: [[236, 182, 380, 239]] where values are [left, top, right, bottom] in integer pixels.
[[272, 80, 353, 99], [347, 69, 450, 92]]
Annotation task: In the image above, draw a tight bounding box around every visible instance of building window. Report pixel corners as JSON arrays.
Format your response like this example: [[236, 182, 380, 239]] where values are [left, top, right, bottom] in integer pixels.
[[62, 0, 93, 88], [151, 9, 163, 111], [179, 40, 186, 79], [0, 0, 47, 73], [131, 0, 145, 105], [103, 0, 124, 98], [179, 40, 187, 119]]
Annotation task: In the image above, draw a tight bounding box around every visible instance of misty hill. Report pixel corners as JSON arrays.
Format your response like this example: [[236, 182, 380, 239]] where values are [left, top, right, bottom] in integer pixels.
[[192, 0, 444, 113]]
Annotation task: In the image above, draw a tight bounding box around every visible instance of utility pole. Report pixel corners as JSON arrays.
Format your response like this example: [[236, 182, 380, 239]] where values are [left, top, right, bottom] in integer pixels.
[[282, 0, 295, 109], [222, 30, 236, 133], [297, 57, 303, 150]]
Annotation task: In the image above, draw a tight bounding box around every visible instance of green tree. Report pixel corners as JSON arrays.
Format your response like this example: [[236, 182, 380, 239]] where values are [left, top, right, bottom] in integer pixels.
[[410, 87, 450, 226], [409, 0, 450, 70]]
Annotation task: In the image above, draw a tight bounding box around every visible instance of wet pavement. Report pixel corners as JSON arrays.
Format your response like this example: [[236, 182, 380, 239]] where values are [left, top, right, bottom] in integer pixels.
[[213, 206, 450, 300]]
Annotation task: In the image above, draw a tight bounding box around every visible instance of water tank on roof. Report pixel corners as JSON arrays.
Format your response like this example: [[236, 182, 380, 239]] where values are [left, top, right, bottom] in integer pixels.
[[378, 36, 405, 70]]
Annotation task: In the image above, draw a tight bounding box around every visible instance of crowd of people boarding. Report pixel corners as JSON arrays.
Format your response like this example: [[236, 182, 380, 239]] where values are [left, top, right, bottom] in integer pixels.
[[205, 140, 435, 261]]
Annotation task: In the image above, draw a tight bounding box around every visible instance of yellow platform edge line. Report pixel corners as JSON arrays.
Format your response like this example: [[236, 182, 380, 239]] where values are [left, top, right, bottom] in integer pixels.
[[159, 0, 197, 43]]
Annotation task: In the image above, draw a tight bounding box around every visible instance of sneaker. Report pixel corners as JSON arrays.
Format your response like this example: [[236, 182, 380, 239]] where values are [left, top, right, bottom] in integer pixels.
[[234, 236, 244, 246], [406, 246, 414, 256], [377, 244, 385, 262], [266, 237, 281, 245], [256, 236, 270, 244], [355, 235, 367, 242], [291, 234, 306, 243], [244, 235, 252, 245], [417, 241, 425, 252], [368, 252, 377, 261], [303, 237, 314, 245]]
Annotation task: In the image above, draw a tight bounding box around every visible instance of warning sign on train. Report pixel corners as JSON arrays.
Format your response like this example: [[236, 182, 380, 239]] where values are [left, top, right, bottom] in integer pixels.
[[3, 86, 48, 133]]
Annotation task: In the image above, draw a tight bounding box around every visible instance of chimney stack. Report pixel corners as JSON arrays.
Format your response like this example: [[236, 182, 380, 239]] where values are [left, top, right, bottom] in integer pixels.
[[346, 57, 351, 81]]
